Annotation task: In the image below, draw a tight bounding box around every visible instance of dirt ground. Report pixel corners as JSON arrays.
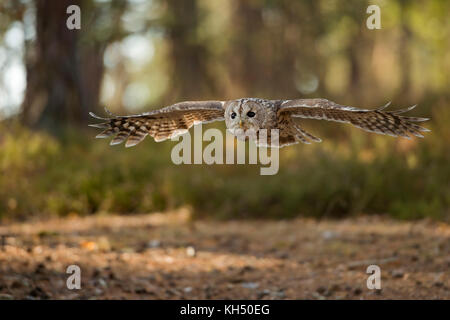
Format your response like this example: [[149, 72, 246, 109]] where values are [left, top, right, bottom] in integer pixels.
[[0, 209, 449, 300]]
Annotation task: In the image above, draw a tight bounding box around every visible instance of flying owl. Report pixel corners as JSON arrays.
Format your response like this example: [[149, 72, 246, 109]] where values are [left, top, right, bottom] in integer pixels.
[[89, 98, 430, 148]]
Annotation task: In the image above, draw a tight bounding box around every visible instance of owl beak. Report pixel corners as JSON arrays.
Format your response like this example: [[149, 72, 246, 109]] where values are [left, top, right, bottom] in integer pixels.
[[239, 120, 243, 128]]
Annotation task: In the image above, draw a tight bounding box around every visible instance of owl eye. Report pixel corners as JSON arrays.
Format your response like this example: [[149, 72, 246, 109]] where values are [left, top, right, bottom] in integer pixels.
[[231, 112, 236, 119], [247, 111, 256, 118]]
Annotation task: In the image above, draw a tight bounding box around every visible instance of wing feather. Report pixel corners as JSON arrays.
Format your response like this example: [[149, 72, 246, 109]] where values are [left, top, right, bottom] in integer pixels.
[[89, 101, 225, 147], [278, 99, 430, 139]]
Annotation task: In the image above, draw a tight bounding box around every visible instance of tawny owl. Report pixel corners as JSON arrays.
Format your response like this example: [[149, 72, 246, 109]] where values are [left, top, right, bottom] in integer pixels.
[[89, 98, 430, 148]]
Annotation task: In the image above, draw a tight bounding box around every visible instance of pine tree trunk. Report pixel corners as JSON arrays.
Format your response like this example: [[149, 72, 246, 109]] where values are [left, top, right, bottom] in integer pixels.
[[21, 0, 104, 129], [165, 0, 214, 101]]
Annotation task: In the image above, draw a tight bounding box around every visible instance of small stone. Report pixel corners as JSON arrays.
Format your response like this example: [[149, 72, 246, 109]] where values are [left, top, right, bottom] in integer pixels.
[[93, 288, 103, 296], [241, 282, 259, 289], [32, 246, 43, 254], [322, 290, 332, 297], [391, 269, 404, 278], [0, 294, 14, 300], [313, 292, 326, 300], [322, 230, 338, 240], [186, 246, 196, 257], [257, 289, 270, 299], [120, 247, 135, 254], [273, 290, 286, 298], [147, 240, 161, 248], [183, 287, 193, 293], [97, 278, 108, 288]]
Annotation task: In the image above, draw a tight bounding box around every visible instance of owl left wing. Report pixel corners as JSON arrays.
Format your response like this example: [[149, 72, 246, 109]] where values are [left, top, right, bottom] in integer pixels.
[[278, 99, 430, 138], [89, 101, 225, 147]]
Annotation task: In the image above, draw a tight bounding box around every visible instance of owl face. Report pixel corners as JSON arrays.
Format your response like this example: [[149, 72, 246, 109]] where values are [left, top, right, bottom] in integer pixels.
[[225, 99, 266, 137]]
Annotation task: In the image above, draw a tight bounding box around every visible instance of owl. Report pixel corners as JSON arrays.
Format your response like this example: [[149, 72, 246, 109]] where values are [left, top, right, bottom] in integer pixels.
[[89, 98, 430, 148]]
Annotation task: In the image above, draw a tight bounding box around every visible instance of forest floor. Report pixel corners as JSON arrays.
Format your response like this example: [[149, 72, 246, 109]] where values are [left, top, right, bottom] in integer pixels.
[[0, 209, 449, 300]]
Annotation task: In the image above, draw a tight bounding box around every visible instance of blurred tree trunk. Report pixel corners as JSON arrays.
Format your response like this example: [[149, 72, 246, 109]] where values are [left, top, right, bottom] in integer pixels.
[[398, 0, 412, 100], [229, 0, 264, 96], [21, 0, 104, 129], [348, 32, 363, 103], [165, 0, 214, 101]]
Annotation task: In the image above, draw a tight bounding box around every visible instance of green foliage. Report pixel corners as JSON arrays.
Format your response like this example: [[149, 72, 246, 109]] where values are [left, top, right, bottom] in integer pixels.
[[1, 102, 449, 221]]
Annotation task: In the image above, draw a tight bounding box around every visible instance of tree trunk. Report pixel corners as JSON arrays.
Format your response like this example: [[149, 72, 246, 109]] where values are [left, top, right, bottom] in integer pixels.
[[229, 0, 265, 97], [165, 0, 214, 101], [398, 0, 412, 101], [21, 0, 104, 129]]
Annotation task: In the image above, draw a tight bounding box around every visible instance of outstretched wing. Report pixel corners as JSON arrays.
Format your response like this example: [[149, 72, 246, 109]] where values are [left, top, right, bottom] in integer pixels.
[[278, 99, 430, 139], [89, 101, 225, 147]]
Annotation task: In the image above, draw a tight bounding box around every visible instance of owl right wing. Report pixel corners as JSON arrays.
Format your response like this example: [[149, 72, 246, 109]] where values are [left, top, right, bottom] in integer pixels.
[[278, 98, 430, 139], [89, 101, 225, 147]]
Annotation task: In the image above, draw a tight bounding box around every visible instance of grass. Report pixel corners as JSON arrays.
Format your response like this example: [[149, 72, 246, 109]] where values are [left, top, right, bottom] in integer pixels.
[[1, 103, 449, 221]]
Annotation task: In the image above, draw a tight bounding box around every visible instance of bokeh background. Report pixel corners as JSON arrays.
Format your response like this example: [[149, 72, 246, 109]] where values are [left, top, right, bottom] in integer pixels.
[[1, 0, 449, 221]]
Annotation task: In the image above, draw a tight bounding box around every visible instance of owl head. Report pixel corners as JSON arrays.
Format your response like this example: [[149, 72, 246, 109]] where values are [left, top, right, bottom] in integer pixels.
[[224, 99, 267, 138]]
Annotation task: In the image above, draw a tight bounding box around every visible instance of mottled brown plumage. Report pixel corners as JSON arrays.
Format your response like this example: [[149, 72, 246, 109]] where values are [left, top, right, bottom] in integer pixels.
[[89, 98, 430, 148], [89, 101, 224, 147]]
